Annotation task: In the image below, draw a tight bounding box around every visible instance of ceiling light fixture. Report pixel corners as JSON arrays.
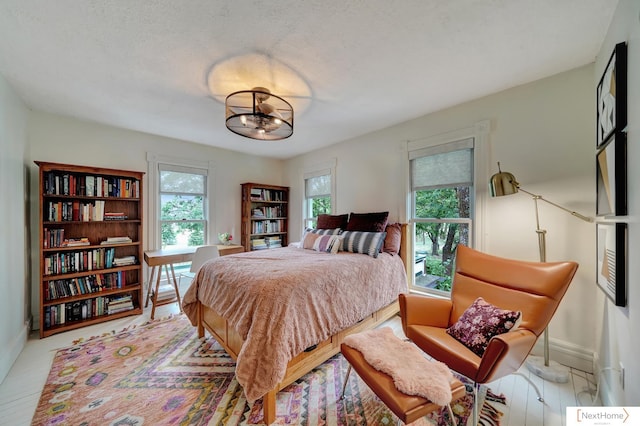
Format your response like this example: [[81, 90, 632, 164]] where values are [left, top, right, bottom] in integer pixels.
[[225, 87, 294, 140]]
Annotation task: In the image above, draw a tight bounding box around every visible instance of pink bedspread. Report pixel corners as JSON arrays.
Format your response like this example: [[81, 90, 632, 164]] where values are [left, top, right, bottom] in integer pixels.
[[182, 246, 407, 402]]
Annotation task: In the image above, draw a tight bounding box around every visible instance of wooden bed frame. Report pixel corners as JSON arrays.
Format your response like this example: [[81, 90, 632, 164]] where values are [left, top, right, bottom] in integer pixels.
[[195, 224, 410, 424]]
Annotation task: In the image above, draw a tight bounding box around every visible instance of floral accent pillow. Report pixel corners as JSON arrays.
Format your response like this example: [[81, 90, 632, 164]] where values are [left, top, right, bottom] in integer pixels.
[[446, 297, 522, 357]]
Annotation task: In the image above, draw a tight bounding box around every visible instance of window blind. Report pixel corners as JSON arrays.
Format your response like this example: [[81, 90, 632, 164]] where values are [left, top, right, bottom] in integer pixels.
[[305, 171, 331, 198], [410, 138, 474, 191], [159, 163, 207, 194]]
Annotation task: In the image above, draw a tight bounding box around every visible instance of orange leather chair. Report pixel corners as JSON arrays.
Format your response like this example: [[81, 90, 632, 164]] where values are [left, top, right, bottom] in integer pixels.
[[400, 245, 578, 424]]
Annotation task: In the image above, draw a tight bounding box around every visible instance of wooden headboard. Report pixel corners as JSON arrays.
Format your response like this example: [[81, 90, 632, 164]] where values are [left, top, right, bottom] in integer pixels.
[[399, 223, 411, 284]]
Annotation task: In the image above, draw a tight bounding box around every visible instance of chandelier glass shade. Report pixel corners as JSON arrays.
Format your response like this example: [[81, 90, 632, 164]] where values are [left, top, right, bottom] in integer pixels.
[[225, 87, 294, 140]]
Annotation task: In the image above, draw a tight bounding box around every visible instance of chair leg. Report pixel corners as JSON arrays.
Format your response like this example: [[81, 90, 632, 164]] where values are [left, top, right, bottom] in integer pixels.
[[446, 403, 457, 426], [472, 382, 480, 426], [340, 364, 352, 400], [514, 372, 545, 402]]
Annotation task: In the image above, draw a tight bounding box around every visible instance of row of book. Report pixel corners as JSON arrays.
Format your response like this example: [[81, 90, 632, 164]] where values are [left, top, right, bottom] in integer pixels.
[[45, 271, 127, 301], [251, 219, 285, 234], [250, 188, 286, 202], [43, 294, 135, 328], [46, 200, 107, 222], [251, 236, 283, 250], [251, 206, 285, 219], [43, 229, 134, 248], [43, 247, 117, 275], [44, 173, 140, 198]]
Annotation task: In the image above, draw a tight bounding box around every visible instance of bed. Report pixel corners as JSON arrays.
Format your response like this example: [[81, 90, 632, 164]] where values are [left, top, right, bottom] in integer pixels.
[[182, 222, 410, 424]]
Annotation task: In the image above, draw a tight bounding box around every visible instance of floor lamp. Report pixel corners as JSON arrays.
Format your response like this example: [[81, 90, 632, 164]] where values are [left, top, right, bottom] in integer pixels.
[[489, 163, 593, 383]]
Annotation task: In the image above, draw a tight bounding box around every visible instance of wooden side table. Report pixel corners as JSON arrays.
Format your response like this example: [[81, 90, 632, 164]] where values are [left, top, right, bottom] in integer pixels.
[[143, 244, 244, 319]]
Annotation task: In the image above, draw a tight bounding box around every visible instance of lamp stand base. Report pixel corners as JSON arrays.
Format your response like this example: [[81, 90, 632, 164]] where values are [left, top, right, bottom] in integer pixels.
[[525, 355, 570, 383]]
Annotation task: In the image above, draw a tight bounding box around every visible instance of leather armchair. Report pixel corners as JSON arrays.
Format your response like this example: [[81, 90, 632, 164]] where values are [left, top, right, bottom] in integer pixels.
[[400, 245, 578, 424]]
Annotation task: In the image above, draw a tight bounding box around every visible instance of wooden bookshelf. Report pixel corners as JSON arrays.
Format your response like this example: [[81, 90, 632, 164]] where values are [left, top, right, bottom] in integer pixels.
[[36, 161, 144, 338], [241, 183, 289, 252]]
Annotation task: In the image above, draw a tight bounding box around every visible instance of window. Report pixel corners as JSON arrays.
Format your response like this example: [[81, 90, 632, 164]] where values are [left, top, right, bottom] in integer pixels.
[[410, 138, 474, 296], [158, 164, 207, 249], [304, 171, 332, 228], [303, 160, 336, 229]]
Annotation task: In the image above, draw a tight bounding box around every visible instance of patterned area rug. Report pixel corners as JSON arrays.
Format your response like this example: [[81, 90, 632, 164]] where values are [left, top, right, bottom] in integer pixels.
[[32, 315, 505, 425]]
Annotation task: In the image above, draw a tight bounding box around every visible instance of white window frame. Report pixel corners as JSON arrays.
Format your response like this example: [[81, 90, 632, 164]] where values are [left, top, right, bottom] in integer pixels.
[[147, 153, 216, 250], [303, 159, 337, 229], [406, 121, 489, 294]]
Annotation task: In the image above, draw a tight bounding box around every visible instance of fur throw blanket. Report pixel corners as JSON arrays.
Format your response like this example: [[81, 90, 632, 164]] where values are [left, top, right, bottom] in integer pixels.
[[343, 327, 454, 406]]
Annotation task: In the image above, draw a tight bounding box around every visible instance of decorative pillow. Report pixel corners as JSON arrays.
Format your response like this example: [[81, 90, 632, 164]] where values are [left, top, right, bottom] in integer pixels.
[[383, 223, 402, 254], [302, 232, 321, 249], [341, 231, 387, 258], [317, 214, 349, 230], [346, 211, 389, 232], [304, 227, 342, 236], [446, 297, 522, 357], [312, 235, 343, 254]]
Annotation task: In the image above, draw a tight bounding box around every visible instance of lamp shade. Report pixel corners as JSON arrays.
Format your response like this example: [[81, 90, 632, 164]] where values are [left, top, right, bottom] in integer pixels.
[[225, 87, 293, 140], [489, 170, 519, 197]]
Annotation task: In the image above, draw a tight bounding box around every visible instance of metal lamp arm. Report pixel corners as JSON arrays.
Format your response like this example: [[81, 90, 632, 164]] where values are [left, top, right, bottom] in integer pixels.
[[516, 187, 594, 223], [516, 185, 592, 369]]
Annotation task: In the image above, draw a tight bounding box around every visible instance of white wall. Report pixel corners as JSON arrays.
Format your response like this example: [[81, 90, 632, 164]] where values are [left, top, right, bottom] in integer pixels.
[[27, 110, 285, 329], [284, 64, 597, 372], [0, 74, 30, 383], [593, 0, 640, 406]]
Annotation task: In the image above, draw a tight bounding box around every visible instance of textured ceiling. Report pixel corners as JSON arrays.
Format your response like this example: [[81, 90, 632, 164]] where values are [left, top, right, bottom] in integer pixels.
[[0, 0, 618, 159]]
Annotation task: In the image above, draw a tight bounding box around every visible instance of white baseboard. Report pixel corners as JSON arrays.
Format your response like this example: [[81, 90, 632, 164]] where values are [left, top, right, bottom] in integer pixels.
[[530, 336, 595, 374], [0, 320, 30, 384]]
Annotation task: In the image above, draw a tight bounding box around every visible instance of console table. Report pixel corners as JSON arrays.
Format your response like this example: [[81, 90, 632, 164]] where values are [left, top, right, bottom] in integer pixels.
[[144, 244, 244, 318]]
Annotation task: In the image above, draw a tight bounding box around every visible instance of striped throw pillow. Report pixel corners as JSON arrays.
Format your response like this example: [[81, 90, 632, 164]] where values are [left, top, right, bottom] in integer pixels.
[[312, 235, 343, 254], [304, 227, 342, 236], [340, 231, 387, 258]]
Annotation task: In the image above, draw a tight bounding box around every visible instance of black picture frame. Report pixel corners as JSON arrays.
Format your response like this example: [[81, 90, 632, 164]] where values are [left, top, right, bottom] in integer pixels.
[[596, 133, 627, 216], [596, 42, 627, 148], [596, 222, 627, 307]]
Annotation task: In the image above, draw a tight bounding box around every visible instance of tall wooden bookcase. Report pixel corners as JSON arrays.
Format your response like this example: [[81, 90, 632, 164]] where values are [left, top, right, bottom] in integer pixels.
[[36, 161, 144, 338], [241, 183, 289, 252]]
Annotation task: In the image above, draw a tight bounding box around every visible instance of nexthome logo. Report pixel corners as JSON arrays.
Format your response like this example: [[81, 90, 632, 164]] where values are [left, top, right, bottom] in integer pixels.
[[566, 407, 637, 425]]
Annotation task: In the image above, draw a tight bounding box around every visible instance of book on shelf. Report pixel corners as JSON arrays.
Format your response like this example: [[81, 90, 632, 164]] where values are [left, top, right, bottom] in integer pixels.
[[250, 188, 263, 201], [61, 237, 90, 247], [252, 219, 284, 234], [45, 270, 126, 300], [44, 172, 140, 198], [107, 294, 134, 314], [47, 200, 105, 222], [86, 176, 95, 197], [43, 247, 116, 275], [113, 255, 137, 266], [44, 295, 112, 326], [153, 284, 177, 301], [104, 212, 128, 221], [43, 228, 65, 248], [265, 236, 282, 248], [251, 238, 268, 250], [100, 236, 133, 245]]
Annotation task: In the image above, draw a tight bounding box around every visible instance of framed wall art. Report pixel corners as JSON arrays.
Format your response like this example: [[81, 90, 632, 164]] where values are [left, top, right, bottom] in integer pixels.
[[596, 222, 627, 307], [596, 41, 627, 148], [596, 132, 627, 217]]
